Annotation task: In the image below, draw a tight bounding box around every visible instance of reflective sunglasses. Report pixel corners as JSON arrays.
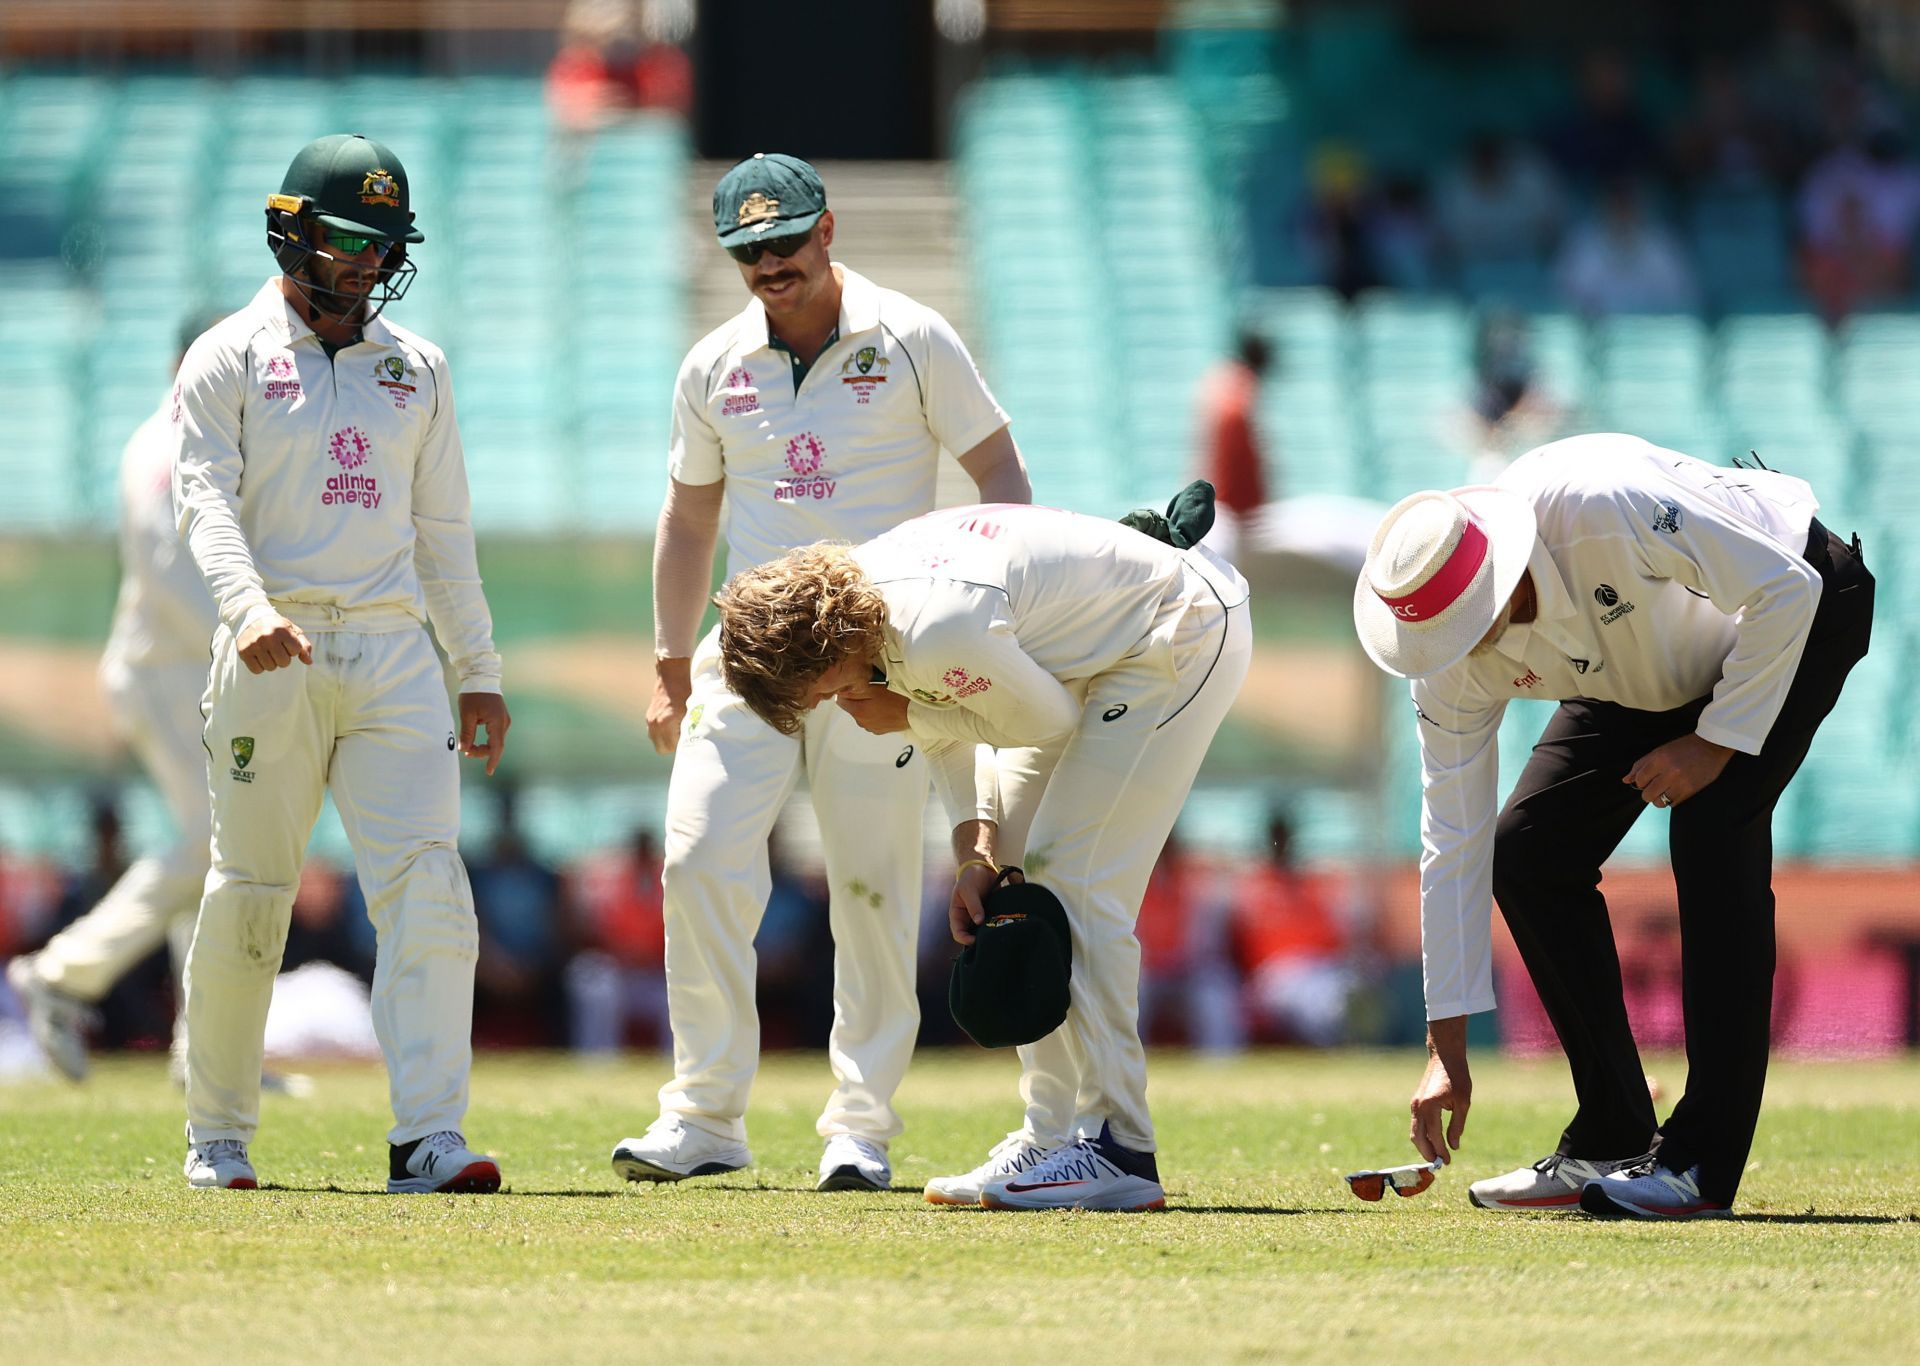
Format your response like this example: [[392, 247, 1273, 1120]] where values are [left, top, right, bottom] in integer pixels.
[[322, 230, 388, 257], [1344, 1160, 1441, 1202], [726, 228, 812, 265]]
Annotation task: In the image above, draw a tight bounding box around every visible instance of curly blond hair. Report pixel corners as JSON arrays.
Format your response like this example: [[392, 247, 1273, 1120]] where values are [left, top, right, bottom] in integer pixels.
[[716, 544, 889, 735]]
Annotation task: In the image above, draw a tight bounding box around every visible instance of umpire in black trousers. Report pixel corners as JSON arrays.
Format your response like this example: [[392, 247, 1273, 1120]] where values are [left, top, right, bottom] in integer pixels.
[[1352, 433, 1874, 1220]]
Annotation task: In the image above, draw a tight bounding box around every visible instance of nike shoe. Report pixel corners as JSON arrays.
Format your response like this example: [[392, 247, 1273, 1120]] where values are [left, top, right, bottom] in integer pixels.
[[387, 1131, 502, 1194], [980, 1123, 1165, 1212], [8, 955, 96, 1083], [184, 1139, 258, 1190], [1580, 1158, 1731, 1220], [1467, 1153, 1639, 1211], [611, 1115, 751, 1183], [817, 1134, 891, 1192], [925, 1133, 1054, 1206]]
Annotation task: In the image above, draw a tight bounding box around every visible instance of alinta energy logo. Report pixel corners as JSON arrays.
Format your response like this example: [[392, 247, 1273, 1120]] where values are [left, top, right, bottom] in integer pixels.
[[264, 353, 301, 401], [324, 426, 381, 509], [942, 667, 992, 699], [774, 431, 835, 502], [722, 366, 760, 417]]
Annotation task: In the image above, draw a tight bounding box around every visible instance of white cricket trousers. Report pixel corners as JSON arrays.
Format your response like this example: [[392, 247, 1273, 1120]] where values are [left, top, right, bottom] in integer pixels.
[[185, 609, 478, 1146], [657, 626, 927, 1144], [1000, 559, 1252, 1154], [32, 659, 211, 1001]]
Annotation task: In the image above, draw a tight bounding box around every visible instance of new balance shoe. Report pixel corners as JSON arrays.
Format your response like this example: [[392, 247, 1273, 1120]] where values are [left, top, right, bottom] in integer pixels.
[[1468, 1153, 1640, 1211], [1580, 1158, 1730, 1220], [817, 1134, 891, 1191], [981, 1123, 1165, 1212], [184, 1139, 258, 1190], [387, 1131, 502, 1193], [611, 1115, 751, 1183], [925, 1132, 1054, 1206], [8, 955, 96, 1083]]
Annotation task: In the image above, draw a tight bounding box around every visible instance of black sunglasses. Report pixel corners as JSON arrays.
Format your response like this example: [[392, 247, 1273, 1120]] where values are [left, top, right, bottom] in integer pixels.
[[726, 227, 812, 265]]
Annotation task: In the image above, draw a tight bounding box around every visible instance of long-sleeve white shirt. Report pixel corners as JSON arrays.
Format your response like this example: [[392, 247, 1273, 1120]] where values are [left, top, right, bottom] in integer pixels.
[[170, 279, 501, 691], [102, 402, 219, 674], [853, 504, 1250, 825], [1413, 433, 1822, 1019]]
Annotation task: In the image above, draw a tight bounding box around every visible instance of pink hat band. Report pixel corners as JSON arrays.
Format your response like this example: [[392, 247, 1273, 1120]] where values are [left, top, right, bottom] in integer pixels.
[[1374, 515, 1488, 622]]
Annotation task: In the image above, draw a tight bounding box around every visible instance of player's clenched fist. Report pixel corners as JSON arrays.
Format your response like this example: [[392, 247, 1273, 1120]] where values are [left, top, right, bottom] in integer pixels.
[[236, 614, 313, 673]]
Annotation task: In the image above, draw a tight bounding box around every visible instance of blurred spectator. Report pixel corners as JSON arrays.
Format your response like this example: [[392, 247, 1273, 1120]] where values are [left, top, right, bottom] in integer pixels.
[[470, 792, 567, 1046], [1554, 179, 1700, 315], [1547, 50, 1660, 185], [1299, 144, 1382, 300], [1194, 330, 1273, 561], [750, 829, 834, 1050], [47, 800, 170, 1049], [1232, 813, 1353, 1046], [1454, 310, 1567, 482], [1434, 132, 1565, 274], [1799, 125, 1920, 271], [1369, 173, 1440, 292], [1135, 832, 1242, 1053], [1801, 187, 1911, 321], [565, 827, 669, 1053], [546, 0, 693, 132], [1753, 0, 1863, 171], [1670, 56, 1789, 191]]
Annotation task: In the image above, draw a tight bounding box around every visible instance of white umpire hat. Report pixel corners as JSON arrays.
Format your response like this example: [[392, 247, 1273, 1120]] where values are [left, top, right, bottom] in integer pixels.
[[1353, 487, 1538, 679]]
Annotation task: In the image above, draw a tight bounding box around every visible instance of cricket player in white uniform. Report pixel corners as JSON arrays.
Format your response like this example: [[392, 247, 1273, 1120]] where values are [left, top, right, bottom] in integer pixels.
[[7, 343, 219, 1081], [172, 134, 510, 1193], [1354, 433, 1872, 1219], [610, 153, 1031, 1192], [713, 503, 1253, 1210]]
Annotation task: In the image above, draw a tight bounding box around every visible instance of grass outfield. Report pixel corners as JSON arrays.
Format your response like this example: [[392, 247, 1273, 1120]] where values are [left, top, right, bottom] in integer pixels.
[[2, 1051, 1917, 1364]]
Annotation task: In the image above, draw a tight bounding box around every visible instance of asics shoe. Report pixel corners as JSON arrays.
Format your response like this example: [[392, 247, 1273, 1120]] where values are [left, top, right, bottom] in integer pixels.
[[184, 1139, 258, 1190], [1467, 1153, 1638, 1210], [1580, 1158, 1730, 1220], [388, 1131, 502, 1193], [611, 1115, 751, 1183], [925, 1133, 1054, 1206], [8, 955, 96, 1083], [981, 1123, 1165, 1212], [817, 1134, 891, 1191]]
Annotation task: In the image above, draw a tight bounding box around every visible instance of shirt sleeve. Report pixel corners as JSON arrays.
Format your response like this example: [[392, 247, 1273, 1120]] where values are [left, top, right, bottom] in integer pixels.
[[171, 331, 276, 636], [1623, 479, 1820, 754], [922, 740, 1001, 830], [666, 347, 724, 487], [410, 349, 503, 693], [901, 613, 1080, 751], [917, 308, 1011, 457], [1411, 671, 1508, 1020]]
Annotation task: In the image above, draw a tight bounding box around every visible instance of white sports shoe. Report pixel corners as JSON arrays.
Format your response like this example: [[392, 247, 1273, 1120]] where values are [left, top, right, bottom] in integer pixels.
[[8, 955, 96, 1083], [817, 1134, 891, 1192], [387, 1131, 502, 1194], [925, 1133, 1054, 1206], [981, 1125, 1165, 1212], [1467, 1153, 1638, 1211], [184, 1139, 258, 1190], [611, 1115, 751, 1183], [1580, 1158, 1731, 1220]]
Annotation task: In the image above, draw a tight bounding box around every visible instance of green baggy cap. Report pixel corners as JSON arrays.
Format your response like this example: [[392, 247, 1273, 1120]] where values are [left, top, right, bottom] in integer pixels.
[[713, 152, 826, 248], [948, 879, 1073, 1049]]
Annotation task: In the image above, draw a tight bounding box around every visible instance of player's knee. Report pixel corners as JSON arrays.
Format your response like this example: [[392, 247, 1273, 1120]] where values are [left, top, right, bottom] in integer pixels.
[[194, 879, 298, 974], [387, 843, 479, 954], [663, 835, 755, 899]]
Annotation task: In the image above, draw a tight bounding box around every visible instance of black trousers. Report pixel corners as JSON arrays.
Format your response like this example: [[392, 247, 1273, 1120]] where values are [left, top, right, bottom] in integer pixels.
[[1491, 521, 1874, 1205]]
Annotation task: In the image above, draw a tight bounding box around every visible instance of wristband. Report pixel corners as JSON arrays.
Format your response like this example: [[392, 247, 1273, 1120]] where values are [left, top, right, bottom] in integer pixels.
[[954, 857, 1000, 882]]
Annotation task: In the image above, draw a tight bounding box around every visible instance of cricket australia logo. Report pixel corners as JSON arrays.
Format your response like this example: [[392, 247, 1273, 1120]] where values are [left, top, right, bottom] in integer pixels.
[[737, 192, 780, 228], [775, 432, 835, 502], [324, 427, 381, 509], [840, 345, 890, 405], [229, 736, 256, 784], [360, 169, 400, 208]]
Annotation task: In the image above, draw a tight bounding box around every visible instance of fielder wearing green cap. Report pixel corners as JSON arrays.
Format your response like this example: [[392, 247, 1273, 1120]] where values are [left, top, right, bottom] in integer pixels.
[[266, 133, 424, 332]]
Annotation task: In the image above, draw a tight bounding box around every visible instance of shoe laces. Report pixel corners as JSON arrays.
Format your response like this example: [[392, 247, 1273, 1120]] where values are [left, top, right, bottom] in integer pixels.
[[1617, 1154, 1661, 1179], [419, 1130, 467, 1155], [202, 1139, 248, 1164]]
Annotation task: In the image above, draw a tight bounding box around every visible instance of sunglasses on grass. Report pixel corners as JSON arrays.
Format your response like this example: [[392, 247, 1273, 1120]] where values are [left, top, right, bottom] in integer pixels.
[[1344, 1160, 1441, 1201], [726, 228, 813, 265]]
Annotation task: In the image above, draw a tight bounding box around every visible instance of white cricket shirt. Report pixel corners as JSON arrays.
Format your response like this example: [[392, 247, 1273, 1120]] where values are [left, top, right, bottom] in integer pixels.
[[669, 264, 1010, 584], [854, 504, 1250, 823], [1411, 433, 1823, 1019], [170, 279, 501, 690], [102, 402, 219, 673]]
